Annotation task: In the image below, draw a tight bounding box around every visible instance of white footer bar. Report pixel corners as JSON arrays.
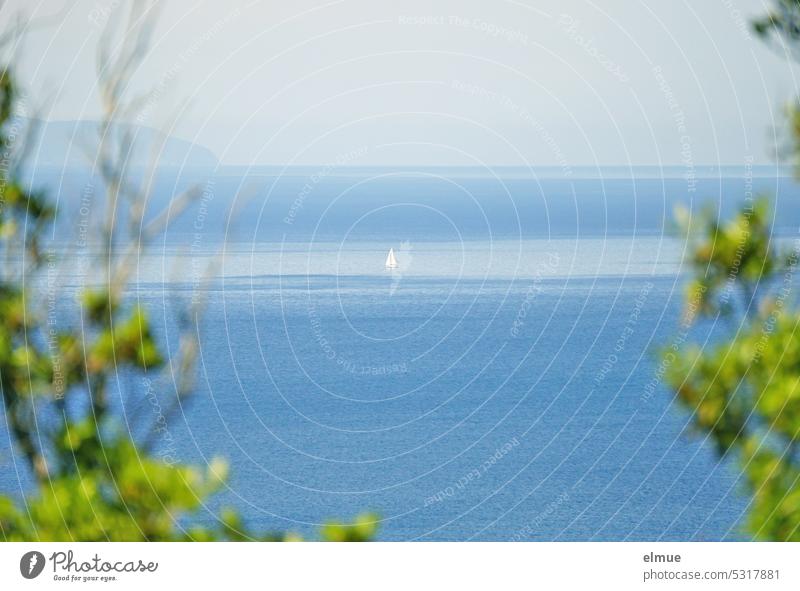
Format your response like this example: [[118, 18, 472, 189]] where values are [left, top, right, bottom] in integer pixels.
[[1, 542, 797, 590]]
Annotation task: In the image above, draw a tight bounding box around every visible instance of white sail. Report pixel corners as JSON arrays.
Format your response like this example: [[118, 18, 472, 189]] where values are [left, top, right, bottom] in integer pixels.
[[385, 248, 398, 269]]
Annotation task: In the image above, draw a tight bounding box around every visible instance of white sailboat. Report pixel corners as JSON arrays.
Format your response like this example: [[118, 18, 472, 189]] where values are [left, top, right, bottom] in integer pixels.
[[385, 247, 398, 269]]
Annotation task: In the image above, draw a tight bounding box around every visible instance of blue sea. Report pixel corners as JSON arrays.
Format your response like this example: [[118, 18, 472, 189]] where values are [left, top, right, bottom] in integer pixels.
[[144, 239, 742, 541], [4, 166, 800, 540]]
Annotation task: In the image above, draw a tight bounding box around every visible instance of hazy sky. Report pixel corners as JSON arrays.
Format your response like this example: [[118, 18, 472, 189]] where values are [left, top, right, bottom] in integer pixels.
[[2, 0, 798, 167]]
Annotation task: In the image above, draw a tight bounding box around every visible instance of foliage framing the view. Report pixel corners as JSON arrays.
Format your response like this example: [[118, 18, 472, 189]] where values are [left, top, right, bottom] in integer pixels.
[[663, 1, 800, 542], [667, 199, 800, 540], [0, 5, 376, 542]]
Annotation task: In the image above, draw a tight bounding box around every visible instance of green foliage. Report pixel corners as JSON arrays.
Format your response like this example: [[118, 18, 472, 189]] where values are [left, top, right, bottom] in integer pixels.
[[664, 0, 800, 541], [0, 55, 376, 541], [1, 439, 225, 541], [320, 513, 381, 542], [675, 198, 775, 321], [753, 2, 800, 176], [666, 200, 800, 540], [753, 0, 800, 43]]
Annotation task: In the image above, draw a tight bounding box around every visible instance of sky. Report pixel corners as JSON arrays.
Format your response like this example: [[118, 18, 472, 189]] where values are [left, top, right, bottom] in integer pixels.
[[1, 0, 799, 167]]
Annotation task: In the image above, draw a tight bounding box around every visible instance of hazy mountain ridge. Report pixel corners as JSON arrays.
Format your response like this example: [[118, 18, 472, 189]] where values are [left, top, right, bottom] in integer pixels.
[[21, 119, 218, 169]]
